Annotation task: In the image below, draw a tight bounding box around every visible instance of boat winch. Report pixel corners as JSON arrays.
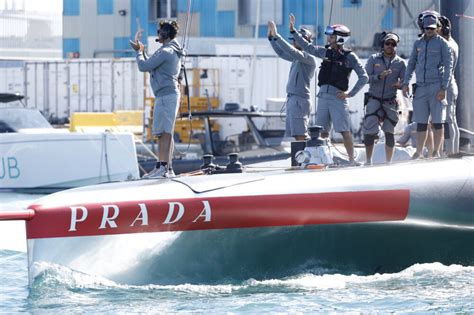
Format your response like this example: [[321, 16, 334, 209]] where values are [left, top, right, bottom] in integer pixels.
[[293, 126, 334, 167]]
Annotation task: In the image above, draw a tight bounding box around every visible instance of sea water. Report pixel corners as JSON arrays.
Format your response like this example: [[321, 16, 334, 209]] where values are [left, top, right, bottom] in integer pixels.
[[0, 192, 473, 313]]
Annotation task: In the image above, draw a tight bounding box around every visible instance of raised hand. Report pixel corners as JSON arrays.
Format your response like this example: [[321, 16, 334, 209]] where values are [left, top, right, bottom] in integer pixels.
[[267, 21, 273, 37], [138, 40, 145, 53], [129, 29, 143, 51], [289, 13, 296, 32], [268, 21, 277, 37], [129, 39, 140, 51], [134, 29, 142, 43]]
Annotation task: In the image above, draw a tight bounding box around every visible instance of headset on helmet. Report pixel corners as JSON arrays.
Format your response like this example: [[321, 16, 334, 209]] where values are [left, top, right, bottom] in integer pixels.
[[325, 24, 351, 45], [439, 15, 452, 38], [417, 10, 440, 31]]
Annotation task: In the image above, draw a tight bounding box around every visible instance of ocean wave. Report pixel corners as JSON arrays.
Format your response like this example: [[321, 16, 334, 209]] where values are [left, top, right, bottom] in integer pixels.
[[22, 260, 474, 313], [29, 260, 474, 293]]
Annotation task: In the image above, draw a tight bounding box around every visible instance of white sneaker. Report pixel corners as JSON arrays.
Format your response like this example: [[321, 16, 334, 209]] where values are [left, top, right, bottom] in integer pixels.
[[142, 165, 168, 179], [168, 168, 176, 177]]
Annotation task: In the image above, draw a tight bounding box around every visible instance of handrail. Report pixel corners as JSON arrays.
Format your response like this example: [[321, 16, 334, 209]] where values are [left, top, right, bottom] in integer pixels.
[[0, 209, 35, 221]]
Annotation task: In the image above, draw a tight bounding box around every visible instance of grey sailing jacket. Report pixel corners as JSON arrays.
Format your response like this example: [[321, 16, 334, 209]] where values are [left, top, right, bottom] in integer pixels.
[[269, 33, 316, 99], [447, 37, 459, 88], [366, 52, 406, 99], [136, 39, 184, 97], [403, 34, 453, 90]]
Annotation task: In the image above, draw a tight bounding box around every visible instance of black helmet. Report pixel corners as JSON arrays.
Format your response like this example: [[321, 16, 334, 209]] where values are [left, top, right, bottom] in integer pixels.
[[439, 15, 452, 38]]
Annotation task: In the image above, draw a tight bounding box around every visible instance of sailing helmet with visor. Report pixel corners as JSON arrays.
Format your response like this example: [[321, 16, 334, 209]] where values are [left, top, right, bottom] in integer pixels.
[[324, 24, 351, 45], [417, 10, 440, 31]]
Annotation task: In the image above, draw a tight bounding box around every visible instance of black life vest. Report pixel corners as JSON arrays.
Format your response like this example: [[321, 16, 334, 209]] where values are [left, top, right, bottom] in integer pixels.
[[318, 48, 353, 91]]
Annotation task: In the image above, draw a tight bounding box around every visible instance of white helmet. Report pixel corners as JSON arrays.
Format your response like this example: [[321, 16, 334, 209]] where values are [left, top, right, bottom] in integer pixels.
[[325, 24, 351, 45]]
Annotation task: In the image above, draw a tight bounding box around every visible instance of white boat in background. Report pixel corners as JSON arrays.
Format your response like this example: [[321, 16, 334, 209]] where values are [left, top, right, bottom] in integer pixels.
[[0, 93, 139, 192]]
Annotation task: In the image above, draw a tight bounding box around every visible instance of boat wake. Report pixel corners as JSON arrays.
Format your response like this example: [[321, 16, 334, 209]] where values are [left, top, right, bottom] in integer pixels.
[[29, 259, 474, 293], [0, 245, 470, 313], [109, 223, 474, 285]]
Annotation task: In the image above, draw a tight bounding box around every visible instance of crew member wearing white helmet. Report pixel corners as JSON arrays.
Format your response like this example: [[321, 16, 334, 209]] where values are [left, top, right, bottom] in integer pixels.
[[289, 14, 368, 165], [362, 32, 406, 165], [402, 12, 453, 159], [438, 15, 460, 155], [267, 20, 316, 140]]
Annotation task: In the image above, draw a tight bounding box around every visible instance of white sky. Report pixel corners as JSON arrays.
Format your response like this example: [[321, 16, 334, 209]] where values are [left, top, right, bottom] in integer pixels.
[[0, 0, 62, 14]]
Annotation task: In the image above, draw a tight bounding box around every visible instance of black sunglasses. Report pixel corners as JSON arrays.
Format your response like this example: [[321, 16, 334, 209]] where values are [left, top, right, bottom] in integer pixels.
[[424, 27, 436, 30], [384, 41, 397, 47]]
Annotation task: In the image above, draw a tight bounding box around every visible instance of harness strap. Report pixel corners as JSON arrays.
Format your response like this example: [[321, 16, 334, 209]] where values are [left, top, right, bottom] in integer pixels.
[[364, 96, 398, 126]]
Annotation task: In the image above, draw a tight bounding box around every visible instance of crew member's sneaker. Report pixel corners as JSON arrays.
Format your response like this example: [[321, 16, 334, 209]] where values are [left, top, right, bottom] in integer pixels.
[[168, 167, 176, 178], [411, 152, 421, 160], [142, 165, 168, 179], [348, 159, 361, 166]]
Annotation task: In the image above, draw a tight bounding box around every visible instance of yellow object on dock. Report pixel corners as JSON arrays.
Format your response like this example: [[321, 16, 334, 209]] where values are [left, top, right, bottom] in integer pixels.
[[70, 111, 143, 134], [180, 96, 219, 112]]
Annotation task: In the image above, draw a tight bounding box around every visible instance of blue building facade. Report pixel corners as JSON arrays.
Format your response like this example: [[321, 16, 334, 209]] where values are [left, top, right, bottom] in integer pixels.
[[62, 0, 435, 58]]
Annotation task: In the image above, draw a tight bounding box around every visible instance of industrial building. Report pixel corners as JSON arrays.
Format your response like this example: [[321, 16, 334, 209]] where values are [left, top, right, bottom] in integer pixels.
[[61, 0, 440, 58]]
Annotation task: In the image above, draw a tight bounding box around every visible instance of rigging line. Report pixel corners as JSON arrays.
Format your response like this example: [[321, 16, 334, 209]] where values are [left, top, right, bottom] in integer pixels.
[[185, 0, 194, 52], [181, 1, 189, 50], [328, 0, 334, 26], [179, 0, 192, 120], [175, 0, 193, 155]]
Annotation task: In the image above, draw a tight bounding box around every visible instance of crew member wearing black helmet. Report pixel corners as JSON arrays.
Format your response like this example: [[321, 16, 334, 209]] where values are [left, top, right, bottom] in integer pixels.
[[289, 14, 368, 165], [130, 20, 184, 178], [267, 20, 316, 140], [402, 12, 453, 159], [438, 15, 460, 155], [362, 32, 406, 165]]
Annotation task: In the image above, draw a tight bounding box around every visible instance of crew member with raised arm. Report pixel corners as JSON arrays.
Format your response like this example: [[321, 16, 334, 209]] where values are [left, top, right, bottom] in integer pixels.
[[402, 13, 453, 159], [267, 20, 316, 140], [363, 32, 406, 165], [290, 14, 368, 164], [130, 20, 184, 178]]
